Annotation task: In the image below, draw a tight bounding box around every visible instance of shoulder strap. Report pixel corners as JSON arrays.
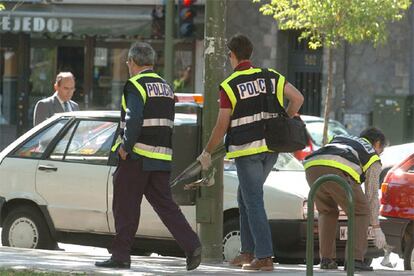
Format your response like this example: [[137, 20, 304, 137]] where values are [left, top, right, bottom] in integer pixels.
[[262, 68, 288, 117]]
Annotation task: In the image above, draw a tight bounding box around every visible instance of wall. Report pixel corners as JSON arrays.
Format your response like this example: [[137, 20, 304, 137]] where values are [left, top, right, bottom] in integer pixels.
[[225, 0, 280, 74], [323, 8, 413, 135]]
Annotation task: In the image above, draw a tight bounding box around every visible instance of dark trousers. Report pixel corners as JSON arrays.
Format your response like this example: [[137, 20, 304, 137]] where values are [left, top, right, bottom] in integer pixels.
[[111, 158, 201, 262], [305, 166, 369, 261]]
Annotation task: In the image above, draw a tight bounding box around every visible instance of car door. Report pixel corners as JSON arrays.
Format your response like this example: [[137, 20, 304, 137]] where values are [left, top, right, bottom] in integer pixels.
[[36, 119, 117, 233], [106, 168, 197, 238], [0, 119, 70, 202]]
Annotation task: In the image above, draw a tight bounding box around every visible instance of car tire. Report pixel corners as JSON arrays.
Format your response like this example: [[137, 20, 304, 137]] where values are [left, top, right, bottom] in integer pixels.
[[222, 217, 241, 262], [1, 206, 55, 250], [403, 233, 414, 270]]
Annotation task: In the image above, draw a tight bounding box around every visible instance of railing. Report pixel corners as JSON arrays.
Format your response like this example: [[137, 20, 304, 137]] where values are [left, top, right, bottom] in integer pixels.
[[306, 174, 355, 276]]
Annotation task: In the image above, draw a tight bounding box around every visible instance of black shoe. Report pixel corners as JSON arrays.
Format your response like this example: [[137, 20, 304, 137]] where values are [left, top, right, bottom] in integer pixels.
[[320, 258, 338, 269], [186, 246, 202, 271], [344, 260, 373, 271], [95, 258, 131, 269]]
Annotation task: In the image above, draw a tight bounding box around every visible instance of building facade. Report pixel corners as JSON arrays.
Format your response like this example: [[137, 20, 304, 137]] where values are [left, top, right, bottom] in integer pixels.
[[1, 0, 412, 150], [1, 0, 203, 149]]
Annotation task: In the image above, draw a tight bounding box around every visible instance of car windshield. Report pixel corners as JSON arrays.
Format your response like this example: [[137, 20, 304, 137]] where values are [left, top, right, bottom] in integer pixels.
[[306, 121, 348, 147], [224, 152, 304, 172]]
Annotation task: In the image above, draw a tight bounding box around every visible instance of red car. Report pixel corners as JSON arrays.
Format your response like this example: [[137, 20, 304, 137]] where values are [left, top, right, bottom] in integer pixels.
[[293, 115, 349, 161], [380, 153, 414, 270]]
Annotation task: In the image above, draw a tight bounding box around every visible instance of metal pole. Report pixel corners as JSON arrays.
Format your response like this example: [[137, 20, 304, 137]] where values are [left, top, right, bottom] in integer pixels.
[[197, 0, 227, 263], [306, 174, 355, 276], [164, 0, 174, 84]]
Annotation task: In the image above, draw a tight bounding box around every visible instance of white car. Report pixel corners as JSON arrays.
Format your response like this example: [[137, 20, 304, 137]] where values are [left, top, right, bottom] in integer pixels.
[[379, 142, 414, 183], [0, 111, 380, 263]]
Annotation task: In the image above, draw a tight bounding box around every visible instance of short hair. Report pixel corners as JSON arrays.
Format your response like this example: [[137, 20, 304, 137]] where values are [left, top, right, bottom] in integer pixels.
[[128, 42, 156, 66], [227, 34, 253, 60], [55, 72, 74, 86], [359, 127, 387, 147]]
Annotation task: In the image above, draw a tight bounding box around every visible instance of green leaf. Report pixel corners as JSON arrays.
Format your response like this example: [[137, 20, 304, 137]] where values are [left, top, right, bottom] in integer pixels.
[[253, 0, 412, 49]]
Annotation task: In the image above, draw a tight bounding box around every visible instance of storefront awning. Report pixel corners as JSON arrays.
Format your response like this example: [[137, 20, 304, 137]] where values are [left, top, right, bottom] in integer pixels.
[[0, 3, 155, 37]]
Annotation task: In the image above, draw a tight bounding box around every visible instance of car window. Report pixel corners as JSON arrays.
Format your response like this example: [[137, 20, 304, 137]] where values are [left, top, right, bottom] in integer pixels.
[[274, 153, 304, 171], [11, 119, 68, 159], [224, 153, 303, 171], [306, 121, 348, 147], [49, 124, 76, 161], [64, 120, 118, 165]]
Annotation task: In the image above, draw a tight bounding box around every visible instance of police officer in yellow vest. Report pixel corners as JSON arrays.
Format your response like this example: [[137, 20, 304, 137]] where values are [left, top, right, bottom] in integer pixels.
[[95, 42, 201, 271], [303, 128, 387, 271], [197, 34, 304, 271]]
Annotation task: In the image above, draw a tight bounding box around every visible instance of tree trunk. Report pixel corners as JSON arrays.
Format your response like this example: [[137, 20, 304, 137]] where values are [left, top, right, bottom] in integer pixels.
[[322, 47, 333, 145]]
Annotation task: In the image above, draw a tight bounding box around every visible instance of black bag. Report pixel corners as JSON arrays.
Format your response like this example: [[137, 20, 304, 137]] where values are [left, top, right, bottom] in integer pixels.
[[263, 69, 307, 152]]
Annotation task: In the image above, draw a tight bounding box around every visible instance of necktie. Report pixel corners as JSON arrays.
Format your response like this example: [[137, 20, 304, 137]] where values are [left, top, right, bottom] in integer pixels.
[[63, 101, 70, 112]]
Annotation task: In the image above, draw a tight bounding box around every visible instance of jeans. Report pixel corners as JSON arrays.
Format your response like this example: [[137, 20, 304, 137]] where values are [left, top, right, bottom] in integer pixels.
[[235, 152, 278, 259]]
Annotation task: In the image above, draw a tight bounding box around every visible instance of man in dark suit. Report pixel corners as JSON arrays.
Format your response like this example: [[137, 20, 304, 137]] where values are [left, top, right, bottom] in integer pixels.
[[33, 72, 79, 126]]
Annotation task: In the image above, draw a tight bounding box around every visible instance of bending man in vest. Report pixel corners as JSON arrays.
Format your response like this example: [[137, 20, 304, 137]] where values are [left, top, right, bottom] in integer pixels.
[[303, 128, 387, 271], [95, 42, 201, 271], [197, 34, 304, 271]]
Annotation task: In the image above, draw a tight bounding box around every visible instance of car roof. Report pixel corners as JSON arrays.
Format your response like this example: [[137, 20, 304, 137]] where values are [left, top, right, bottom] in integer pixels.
[[300, 115, 323, 122], [57, 110, 120, 119], [53, 111, 196, 121], [0, 111, 196, 160], [301, 115, 343, 125], [381, 142, 414, 168]]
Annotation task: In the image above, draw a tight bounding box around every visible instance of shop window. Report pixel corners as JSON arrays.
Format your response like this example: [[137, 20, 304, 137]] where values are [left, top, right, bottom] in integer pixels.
[[29, 47, 57, 123], [0, 47, 18, 150], [91, 48, 129, 110]]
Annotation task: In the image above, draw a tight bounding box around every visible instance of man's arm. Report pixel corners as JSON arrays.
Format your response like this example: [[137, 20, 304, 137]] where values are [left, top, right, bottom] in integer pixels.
[[204, 108, 232, 154], [33, 101, 48, 126], [364, 161, 382, 227], [283, 82, 304, 118], [122, 82, 144, 156]]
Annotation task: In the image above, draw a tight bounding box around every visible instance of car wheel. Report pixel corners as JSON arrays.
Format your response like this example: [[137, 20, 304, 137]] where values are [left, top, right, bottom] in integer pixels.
[[403, 233, 414, 270], [223, 217, 241, 262], [1, 206, 55, 249]]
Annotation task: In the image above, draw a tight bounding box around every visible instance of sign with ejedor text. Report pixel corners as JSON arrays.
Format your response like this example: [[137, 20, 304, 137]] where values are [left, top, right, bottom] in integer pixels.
[[1, 16, 73, 33]]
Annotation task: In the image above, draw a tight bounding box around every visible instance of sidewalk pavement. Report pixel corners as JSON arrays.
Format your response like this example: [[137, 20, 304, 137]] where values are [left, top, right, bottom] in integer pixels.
[[0, 246, 411, 275]]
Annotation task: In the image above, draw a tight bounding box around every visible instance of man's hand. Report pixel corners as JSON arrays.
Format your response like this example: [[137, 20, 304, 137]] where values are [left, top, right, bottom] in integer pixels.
[[197, 150, 212, 171], [118, 145, 128, 160], [373, 227, 387, 249]]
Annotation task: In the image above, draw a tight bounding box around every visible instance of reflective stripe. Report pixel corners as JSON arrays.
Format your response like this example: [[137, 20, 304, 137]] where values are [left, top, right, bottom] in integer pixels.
[[121, 95, 127, 111], [226, 139, 269, 159], [269, 68, 285, 107], [303, 155, 363, 183], [231, 112, 280, 127], [362, 154, 380, 172], [143, 118, 174, 128], [221, 68, 262, 114], [325, 143, 359, 159], [133, 143, 172, 161], [120, 121, 126, 129], [135, 72, 161, 79], [277, 76, 284, 108], [222, 82, 237, 112], [129, 72, 165, 104], [111, 136, 123, 152]]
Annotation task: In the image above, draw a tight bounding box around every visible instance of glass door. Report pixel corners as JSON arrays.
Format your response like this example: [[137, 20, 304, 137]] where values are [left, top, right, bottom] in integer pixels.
[[91, 47, 129, 110], [0, 46, 18, 150], [29, 47, 57, 127]]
